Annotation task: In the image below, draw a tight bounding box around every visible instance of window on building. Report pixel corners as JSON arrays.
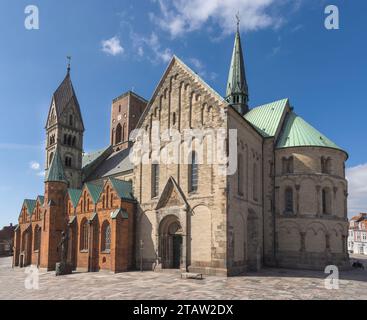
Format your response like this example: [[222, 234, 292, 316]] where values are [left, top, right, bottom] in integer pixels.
[[285, 187, 294, 214], [102, 222, 111, 252], [72, 136, 76, 147], [189, 152, 198, 193], [65, 156, 72, 167], [152, 163, 159, 198], [69, 115, 73, 126], [110, 193, 114, 208], [322, 187, 332, 214], [119, 105, 121, 113], [80, 220, 89, 251], [238, 154, 244, 195], [115, 124, 122, 144]]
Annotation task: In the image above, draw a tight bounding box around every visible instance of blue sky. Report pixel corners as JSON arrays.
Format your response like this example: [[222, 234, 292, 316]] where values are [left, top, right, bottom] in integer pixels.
[[0, 0, 366, 226]]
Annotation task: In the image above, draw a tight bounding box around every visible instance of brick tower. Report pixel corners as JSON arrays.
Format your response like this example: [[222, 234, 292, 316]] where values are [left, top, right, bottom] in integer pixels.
[[110, 91, 147, 152], [40, 148, 68, 270]]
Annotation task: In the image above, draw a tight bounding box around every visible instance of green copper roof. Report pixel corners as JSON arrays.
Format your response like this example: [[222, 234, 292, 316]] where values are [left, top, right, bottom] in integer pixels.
[[82, 147, 111, 168], [276, 112, 343, 151], [226, 30, 248, 98], [37, 195, 44, 206], [110, 178, 134, 201], [85, 182, 103, 204], [45, 148, 67, 183], [110, 208, 128, 220], [245, 98, 289, 137], [24, 199, 37, 216], [67, 189, 82, 208]]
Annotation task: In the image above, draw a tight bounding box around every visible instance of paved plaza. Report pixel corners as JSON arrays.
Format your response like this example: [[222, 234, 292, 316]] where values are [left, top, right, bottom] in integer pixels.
[[0, 256, 367, 300]]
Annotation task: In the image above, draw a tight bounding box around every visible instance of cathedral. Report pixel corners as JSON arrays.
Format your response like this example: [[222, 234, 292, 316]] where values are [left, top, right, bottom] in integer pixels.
[[13, 26, 349, 276]]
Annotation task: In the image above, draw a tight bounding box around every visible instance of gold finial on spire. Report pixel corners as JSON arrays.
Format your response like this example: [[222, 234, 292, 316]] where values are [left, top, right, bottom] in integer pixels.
[[67, 56, 71, 74], [236, 11, 240, 32]]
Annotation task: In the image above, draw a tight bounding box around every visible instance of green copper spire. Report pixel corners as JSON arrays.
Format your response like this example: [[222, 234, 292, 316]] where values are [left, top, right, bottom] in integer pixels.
[[226, 16, 249, 115], [45, 148, 67, 184]]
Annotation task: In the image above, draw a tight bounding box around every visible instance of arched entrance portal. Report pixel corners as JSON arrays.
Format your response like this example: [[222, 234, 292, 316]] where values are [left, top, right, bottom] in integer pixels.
[[159, 215, 183, 269]]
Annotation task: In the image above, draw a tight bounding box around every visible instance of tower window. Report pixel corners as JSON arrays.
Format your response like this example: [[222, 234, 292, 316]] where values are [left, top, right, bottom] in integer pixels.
[[115, 124, 122, 144], [65, 156, 72, 167], [69, 115, 73, 126], [49, 152, 54, 165], [152, 163, 159, 198]]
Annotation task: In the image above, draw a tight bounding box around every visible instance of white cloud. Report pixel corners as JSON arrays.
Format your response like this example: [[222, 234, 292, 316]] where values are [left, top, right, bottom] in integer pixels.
[[151, 0, 287, 38], [187, 57, 217, 81], [346, 163, 367, 218], [37, 171, 46, 177], [101, 36, 124, 56], [30, 161, 40, 171], [130, 31, 173, 64]]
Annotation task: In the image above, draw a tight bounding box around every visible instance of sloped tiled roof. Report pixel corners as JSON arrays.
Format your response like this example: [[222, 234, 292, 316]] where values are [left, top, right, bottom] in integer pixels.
[[244, 98, 288, 137], [110, 208, 128, 219], [52, 73, 85, 130], [226, 29, 248, 98], [45, 148, 67, 183], [276, 112, 344, 152], [82, 147, 111, 168], [84, 148, 133, 182], [67, 189, 82, 208], [37, 195, 44, 206], [85, 182, 103, 204], [23, 199, 37, 216], [110, 178, 134, 201]]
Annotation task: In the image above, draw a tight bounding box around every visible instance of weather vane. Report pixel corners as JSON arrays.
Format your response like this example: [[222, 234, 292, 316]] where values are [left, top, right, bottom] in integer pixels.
[[67, 56, 71, 73]]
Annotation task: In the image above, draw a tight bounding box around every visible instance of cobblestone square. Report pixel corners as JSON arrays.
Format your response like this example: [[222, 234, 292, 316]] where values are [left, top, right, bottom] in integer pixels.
[[1, 257, 367, 300]]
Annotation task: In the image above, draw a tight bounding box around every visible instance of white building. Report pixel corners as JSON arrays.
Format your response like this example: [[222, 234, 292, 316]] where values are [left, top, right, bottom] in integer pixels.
[[348, 213, 367, 255]]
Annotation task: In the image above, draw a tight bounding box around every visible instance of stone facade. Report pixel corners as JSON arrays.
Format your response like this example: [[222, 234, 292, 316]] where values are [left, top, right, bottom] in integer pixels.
[[13, 30, 349, 276]]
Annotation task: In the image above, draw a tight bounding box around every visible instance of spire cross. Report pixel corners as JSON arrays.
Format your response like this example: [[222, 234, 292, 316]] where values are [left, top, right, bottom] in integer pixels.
[[236, 11, 240, 32], [67, 56, 71, 73]]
